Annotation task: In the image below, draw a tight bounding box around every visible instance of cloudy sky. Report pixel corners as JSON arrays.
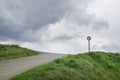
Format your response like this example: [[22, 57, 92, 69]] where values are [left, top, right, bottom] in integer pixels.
[[0, 0, 120, 54]]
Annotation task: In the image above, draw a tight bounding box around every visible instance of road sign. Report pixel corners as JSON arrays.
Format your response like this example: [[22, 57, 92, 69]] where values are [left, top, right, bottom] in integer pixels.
[[87, 36, 91, 41], [87, 36, 91, 53]]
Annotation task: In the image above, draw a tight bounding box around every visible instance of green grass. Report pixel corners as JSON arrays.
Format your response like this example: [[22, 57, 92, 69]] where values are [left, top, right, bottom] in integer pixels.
[[10, 52, 120, 80], [0, 44, 38, 60]]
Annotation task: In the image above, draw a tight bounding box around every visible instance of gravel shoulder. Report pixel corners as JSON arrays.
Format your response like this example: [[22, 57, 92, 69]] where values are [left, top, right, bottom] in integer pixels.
[[0, 52, 66, 80]]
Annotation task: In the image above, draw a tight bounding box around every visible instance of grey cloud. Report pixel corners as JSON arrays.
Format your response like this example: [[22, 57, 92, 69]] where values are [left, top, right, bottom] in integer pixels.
[[0, 17, 21, 39], [62, 0, 109, 31], [65, 11, 109, 31], [42, 0, 109, 41], [102, 41, 120, 52], [21, 0, 68, 29], [0, 0, 69, 41], [92, 20, 109, 30], [0, 0, 109, 43], [53, 35, 80, 41]]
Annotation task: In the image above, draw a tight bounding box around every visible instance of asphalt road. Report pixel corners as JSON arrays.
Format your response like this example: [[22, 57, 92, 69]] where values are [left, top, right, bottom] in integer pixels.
[[0, 52, 66, 80]]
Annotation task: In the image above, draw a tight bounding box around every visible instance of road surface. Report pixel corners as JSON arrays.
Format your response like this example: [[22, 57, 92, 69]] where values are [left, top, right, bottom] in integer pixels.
[[0, 52, 66, 80]]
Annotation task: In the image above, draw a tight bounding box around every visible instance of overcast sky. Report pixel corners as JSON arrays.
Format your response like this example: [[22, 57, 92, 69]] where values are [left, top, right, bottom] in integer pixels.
[[0, 0, 120, 54]]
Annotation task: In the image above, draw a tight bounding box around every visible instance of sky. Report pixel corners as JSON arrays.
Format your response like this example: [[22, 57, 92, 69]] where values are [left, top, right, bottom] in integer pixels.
[[0, 0, 120, 54]]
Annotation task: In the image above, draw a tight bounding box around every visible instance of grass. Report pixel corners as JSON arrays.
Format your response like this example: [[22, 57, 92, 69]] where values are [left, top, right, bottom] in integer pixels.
[[10, 52, 120, 80], [0, 44, 38, 60]]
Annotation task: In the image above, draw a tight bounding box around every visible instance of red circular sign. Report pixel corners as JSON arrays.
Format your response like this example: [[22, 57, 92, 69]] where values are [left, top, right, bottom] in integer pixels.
[[87, 36, 91, 41]]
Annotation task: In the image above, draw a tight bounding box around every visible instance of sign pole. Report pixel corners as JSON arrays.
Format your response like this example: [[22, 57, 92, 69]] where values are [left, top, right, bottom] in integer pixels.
[[87, 36, 91, 53], [88, 40, 90, 53]]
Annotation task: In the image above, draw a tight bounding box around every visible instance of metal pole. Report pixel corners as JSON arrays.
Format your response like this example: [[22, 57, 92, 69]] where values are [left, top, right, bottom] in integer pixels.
[[88, 40, 90, 53]]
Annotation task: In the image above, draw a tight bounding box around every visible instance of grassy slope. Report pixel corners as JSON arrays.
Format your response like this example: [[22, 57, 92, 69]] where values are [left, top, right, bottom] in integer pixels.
[[10, 52, 120, 80], [0, 44, 38, 60]]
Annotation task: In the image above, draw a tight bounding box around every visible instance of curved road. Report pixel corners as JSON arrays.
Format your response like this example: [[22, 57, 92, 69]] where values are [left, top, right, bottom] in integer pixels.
[[0, 52, 66, 80]]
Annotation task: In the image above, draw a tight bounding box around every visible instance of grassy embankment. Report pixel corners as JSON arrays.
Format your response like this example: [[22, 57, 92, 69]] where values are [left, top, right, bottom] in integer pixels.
[[0, 44, 38, 60], [10, 52, 120, 80]]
